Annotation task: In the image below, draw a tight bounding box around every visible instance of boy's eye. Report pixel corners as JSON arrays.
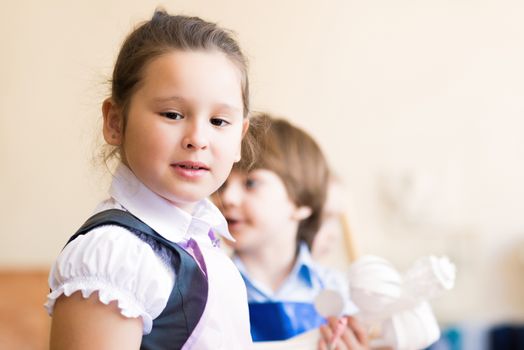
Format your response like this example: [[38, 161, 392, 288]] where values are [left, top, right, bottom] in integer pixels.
[[245, 178, 257, 189], [210, 117, 230, 127], [161, 112, 183, 120]]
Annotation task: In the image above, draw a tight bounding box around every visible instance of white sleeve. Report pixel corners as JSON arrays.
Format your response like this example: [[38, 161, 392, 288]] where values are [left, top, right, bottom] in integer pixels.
[[45, 225, 175, 334]]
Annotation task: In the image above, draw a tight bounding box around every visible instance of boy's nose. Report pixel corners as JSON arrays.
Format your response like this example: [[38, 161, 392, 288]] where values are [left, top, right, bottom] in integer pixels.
[[220, 182, 242, 207], [182, 121, 209, 150]]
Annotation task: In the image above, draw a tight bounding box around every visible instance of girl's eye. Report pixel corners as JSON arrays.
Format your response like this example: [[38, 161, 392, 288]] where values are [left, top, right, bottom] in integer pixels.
[[161, 112, 183, 120], [210, 117, 230, 127]]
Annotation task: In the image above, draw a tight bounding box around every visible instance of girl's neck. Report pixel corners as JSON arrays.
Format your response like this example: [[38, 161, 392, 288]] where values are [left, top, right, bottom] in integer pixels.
[[237, 241, 298, 293]]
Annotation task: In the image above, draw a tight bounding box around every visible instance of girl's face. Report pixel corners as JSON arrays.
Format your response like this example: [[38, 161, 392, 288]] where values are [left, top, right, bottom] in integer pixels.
[[104, 50, 247, 212], [216, 169, 309, 254]]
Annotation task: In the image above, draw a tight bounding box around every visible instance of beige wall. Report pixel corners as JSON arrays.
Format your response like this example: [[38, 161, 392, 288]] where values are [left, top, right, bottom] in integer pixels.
[[2, 0, 524, 323]]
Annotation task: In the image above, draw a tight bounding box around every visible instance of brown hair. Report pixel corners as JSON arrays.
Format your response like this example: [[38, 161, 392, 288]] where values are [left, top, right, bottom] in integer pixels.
[[104, 9, 256, 164], [234, 112, 331, 249]]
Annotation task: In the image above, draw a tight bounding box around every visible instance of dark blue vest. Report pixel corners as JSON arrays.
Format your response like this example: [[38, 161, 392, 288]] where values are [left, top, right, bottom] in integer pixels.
[[67, 209, 208, 350]]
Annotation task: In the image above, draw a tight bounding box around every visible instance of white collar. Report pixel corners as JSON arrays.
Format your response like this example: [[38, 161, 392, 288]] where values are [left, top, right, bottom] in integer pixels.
[[108, 163, 235, 243]]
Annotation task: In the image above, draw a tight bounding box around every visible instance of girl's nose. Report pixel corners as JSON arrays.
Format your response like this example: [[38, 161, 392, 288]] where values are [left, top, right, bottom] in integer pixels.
[[182, 120, 209, 150]]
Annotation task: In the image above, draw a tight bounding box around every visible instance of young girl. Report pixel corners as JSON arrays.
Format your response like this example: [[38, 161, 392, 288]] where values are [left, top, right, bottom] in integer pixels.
[[46, 10, 254, 349], [215, 113, 369, 349]]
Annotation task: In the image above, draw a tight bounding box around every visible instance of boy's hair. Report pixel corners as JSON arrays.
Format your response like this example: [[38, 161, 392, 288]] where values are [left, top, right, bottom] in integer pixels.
[[235, 113, 330, 249], [104, 9, 256, 165]]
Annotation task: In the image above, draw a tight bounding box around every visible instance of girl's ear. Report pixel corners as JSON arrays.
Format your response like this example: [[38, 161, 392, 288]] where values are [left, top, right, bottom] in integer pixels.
[[102, 98, 124, 146], [235, 118, 250, 162], [292, 205, 313, 221]]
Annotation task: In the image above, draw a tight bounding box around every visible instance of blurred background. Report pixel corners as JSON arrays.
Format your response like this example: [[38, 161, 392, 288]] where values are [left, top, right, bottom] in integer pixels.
[[1, 0, 524, 349]]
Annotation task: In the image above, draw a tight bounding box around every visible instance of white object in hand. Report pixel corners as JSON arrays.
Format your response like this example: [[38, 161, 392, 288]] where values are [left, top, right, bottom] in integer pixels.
[[403, 256, 456, 300], [348, 255, 404, 321], [382, 301, 440, 350], [314, 289, 345, 318], [314, 290, 347, 350], [348, 254, 456, 350]]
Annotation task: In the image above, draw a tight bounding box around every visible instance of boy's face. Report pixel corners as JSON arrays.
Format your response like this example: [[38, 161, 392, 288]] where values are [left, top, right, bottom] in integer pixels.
[[215, 169, 304, 254]]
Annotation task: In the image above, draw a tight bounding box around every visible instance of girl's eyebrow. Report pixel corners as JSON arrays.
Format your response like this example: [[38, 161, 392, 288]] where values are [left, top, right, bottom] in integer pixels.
[[152, 96, 241, 113], [214, 103, 242, 114], [152, 95, 186, 104]]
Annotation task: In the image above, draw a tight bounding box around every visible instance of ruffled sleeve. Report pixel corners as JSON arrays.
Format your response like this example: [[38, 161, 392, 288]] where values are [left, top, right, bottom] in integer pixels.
[[45, 225, 175, 334]]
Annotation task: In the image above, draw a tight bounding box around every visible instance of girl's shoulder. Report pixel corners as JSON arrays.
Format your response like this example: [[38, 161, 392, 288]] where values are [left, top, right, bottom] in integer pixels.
[[46, 203, 176, 334]]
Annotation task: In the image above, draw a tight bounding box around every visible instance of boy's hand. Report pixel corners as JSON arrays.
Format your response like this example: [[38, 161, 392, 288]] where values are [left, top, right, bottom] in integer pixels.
[[318, 316, 369, 350]]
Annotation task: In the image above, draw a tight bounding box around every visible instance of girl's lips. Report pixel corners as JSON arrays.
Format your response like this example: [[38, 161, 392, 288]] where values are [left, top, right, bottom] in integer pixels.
[[171, 161, 210, 179], [172, 161, 210, 170]]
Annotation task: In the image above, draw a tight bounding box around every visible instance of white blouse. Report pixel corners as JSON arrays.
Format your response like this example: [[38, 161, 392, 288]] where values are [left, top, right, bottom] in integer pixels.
[[46, 199, 174, 333], [46, 164, 252, 349]]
